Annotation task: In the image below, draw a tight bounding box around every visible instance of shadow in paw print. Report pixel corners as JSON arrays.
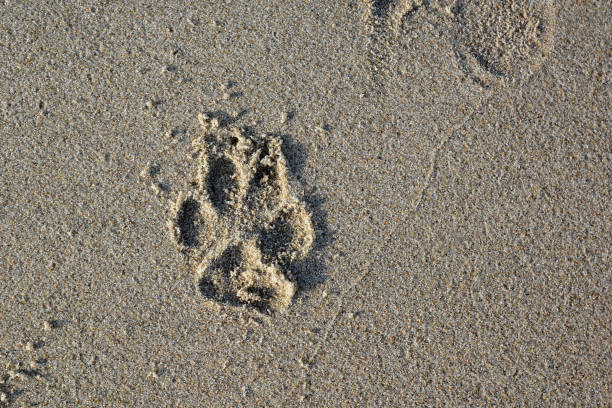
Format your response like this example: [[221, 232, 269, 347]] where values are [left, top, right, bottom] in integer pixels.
[[198, 244, 241, 303], [176, 198, 200, 248], [248, 140, 275, 190], [198, 277, 218, 299], [294, 190, 333, 293], [372, 0, 394, 19], [450, 1, 464, 17], [259, 211, 296, 263], [271, 133, 335, 295], [245, 286, 276, 313], [275, 133, 308, 178], [206, 157, 238, 214]]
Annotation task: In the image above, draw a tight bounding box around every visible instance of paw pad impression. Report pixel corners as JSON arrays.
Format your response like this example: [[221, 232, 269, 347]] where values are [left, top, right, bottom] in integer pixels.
[[168, 115, 314, 312]]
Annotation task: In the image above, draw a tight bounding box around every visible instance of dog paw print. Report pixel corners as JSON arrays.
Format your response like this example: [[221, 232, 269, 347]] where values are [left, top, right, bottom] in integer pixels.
[[168, 115, 314, 312]]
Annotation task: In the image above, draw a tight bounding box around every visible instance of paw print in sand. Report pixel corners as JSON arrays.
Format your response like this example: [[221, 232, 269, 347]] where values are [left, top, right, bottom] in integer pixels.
[[169, 115, 314, 312]]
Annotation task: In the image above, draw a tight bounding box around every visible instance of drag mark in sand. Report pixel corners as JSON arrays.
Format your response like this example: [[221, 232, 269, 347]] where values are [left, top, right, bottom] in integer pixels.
[[300, 0, 558, 370], [302, 73, 505, 370], [168, 115, 315, 313]]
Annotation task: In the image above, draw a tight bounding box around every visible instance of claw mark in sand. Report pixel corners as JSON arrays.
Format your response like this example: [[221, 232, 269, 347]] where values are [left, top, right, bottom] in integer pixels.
[[169, 115, 315, 313]]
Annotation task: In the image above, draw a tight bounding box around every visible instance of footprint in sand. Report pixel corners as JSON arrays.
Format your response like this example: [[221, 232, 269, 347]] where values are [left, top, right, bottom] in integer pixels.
[[451, 0, 556, 85], [168, 115, 315, 313], [369, 0, 556, 87]]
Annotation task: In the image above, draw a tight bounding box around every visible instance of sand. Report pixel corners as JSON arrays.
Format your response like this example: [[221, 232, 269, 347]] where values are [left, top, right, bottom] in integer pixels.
[[0, 0, 610, 406]]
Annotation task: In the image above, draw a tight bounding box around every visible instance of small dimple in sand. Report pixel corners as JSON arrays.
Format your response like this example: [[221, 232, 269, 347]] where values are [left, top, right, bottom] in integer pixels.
[[168, 115, 314, 313]]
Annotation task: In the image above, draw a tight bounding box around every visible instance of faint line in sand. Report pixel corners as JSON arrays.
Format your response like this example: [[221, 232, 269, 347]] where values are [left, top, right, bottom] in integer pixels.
[[302, 82, 501, 368]]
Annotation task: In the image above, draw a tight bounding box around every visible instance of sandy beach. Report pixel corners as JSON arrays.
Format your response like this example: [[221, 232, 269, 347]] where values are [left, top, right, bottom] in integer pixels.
[[0, 1, 610, 406]]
